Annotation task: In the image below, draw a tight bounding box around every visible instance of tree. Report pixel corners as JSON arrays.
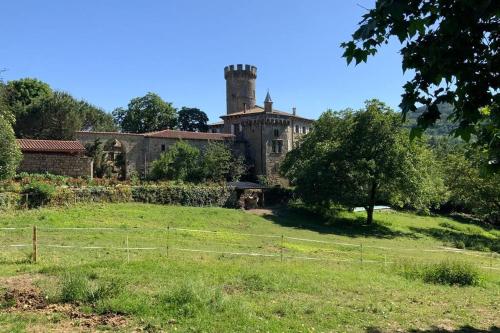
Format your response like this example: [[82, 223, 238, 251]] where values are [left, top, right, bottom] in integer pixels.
[[113, 93, 177, 133], [437, 143, 500, 224], [4, 78, 115, 138], [4, 78, 52, 122], [150, 141, 200, 181], [16, 92, 83, 140], [201, 141, 245, 182], [79, 101, 117, 132], [281, 100, 445, 223], [342, 0, 499, 168], [178, 107, 209, 132], [0, 116, 21, 180]]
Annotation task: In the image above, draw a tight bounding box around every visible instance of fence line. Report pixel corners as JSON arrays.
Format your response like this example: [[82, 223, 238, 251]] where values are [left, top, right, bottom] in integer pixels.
[[1, 225, 499, 264]]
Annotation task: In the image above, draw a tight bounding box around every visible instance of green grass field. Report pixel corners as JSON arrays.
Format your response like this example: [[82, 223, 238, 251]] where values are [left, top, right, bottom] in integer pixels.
[[0, 203, 499, 332]]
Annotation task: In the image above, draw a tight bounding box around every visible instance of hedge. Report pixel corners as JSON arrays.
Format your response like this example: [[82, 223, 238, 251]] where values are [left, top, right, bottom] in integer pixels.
[[0, 184, 237, 210], [131, 184, 237, 207]]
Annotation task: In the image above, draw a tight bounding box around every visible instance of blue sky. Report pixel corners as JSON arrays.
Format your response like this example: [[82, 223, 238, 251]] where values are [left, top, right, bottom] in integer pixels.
[[0, 0, 411, 123]]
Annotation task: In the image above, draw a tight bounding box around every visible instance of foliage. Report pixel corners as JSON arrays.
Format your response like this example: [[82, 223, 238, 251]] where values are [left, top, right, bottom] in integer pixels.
[[112, 92, 177, 133], [20, 181, 56, 208], [437, 143, 500, 224], [4, 78, 52, 121], [78, 100, 116, 132], [131, 183, 236, 207], [0, 116, 22, 180], [84, 139, 125, 179], [59, 272, 122, 305], [177, 107, 209, 132], [3, 78, 115, 139], [201, 141, 245, 182], [0, 192, 20, 211], [150, 141, 201, 181], [281, 100, 446, 223], [342, 0, 499, 169]]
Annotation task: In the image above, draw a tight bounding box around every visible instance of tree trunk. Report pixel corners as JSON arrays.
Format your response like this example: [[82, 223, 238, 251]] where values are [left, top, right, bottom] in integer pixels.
[[366, 181, 377, 224]]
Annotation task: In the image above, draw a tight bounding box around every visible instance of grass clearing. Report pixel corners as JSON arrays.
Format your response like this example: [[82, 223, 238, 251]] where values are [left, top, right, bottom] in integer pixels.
[[0, 203, 499, 332]]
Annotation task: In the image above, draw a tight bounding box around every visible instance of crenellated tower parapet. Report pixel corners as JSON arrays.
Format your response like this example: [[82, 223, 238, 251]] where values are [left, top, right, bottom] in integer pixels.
[[224, 64, 257, 115]]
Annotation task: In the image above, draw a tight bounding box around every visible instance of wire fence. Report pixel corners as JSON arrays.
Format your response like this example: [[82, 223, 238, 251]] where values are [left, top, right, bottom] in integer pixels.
[[0, 226, 499, 272]]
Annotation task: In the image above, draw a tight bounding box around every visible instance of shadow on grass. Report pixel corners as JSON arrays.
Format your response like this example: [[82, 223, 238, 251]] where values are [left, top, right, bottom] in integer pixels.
[[261, 206, 415, 239], [408, 226, 499, 253], [367, 326, 500, 333]]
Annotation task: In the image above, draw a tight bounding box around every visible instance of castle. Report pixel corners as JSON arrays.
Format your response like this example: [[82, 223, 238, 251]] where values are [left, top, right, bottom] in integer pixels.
[[18, 65, 313, 180]]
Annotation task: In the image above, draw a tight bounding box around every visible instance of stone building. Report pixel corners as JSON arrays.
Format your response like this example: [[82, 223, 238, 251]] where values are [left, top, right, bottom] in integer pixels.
[[75, 64, 313, 180], [208, 64, 313, 179], [17, 139, 93, 178], [76, 130, 235, 179]]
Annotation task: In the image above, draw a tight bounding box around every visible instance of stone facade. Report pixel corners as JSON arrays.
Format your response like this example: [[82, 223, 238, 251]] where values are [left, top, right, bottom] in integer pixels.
[[76, 131, 235, 178], [75, 65, 314, 180], [19, 153, 92, 178], [210, 64, 314, 180]]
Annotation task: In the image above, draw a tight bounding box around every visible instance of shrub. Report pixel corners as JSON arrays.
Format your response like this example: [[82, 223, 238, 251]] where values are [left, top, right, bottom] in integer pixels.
[[20, 182, 56, 208], [422, 261, 480, 286], [397, 260, 480, 286], [150, 141, 201, 181], [60, 272, 122, 304], [0, 192, 20, 211], [132, 184, 236, 207]]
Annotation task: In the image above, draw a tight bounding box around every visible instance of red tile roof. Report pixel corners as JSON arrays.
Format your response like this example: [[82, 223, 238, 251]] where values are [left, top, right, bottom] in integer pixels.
[[221, 106, 314, 121], [144, 129, 234, 140], [17, 139, 86, 153]]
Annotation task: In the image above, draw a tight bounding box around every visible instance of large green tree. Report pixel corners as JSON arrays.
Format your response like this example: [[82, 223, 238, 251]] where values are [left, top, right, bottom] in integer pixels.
[[201, 141, 245, 182], [177, 107, 209, 132], [342, 0, 499, 169], [150, 141, 201, 181], [0, 116, 22, 180], [281, 100, 445, 223], [4, 78, 115, 138], [113, 93, 177, 133]]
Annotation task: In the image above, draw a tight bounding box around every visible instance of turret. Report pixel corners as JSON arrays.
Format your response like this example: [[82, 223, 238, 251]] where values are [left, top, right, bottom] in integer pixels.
[[224, 64, 257, 115], [264, 91, 273, 113]]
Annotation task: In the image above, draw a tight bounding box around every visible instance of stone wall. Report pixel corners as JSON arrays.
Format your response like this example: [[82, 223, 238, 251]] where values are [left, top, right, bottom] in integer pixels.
[[19, 153, 92, 178]]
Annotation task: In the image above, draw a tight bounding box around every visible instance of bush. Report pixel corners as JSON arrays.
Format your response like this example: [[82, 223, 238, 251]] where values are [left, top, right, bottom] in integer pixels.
[[132, 184, 236, 207], [20, 182, 56, 208], [60, 272, 122, 304], [422, 261, 481, 286], [398, 260, 480, 286], [0, 192, 20, 211]]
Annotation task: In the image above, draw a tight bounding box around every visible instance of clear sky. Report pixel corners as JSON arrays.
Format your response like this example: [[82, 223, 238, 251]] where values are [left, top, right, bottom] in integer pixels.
[[0, 0, 411, 123]]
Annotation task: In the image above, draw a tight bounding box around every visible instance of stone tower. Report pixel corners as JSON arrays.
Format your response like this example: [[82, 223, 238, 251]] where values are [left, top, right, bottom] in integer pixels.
[[224, 64, 257, 115]]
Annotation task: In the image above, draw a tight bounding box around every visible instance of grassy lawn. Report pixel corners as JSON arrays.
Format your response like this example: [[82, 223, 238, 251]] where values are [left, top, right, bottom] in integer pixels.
[[0, 203, 499, 332]]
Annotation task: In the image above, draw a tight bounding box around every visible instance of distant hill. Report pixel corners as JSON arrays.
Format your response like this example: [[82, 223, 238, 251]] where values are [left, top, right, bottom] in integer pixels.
[[404, 103, 457, 137]]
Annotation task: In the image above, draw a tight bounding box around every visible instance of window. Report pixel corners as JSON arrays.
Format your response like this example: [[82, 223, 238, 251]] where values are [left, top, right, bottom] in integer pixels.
[[295, 125, 299, 133], [273, 128, 279, 137], [272, 140, 283, 154], [303, 126, 307, 134], [161, 144, 166, 152]]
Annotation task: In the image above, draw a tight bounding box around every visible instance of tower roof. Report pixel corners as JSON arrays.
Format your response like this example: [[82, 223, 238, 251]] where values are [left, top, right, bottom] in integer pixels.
[[264, 91, 273, 103]]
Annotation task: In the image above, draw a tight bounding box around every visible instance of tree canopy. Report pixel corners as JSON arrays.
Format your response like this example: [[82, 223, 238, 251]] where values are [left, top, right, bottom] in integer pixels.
[[3, 78, 115, 139], [113, 92, 177, 133], [281, 100, 445, 223], [0, 116, 21, 180], [342, 0, 499, 169], [177, 107, 209, 132]]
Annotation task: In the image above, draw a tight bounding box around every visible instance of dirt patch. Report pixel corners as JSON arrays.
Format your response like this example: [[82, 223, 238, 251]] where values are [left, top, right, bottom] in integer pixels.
[[0, 274, 128, 331], [245, 208, 277, 216]]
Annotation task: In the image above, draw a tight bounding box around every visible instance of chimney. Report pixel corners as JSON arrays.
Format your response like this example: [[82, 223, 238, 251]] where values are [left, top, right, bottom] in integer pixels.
[[292, 107, 296, 116]]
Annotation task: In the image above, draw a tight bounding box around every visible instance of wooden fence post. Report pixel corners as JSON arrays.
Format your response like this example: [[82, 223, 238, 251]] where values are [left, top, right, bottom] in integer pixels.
[[280, 235, 284, 262], [32, 225, 37, 263], [166, 225, 170, 258]]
